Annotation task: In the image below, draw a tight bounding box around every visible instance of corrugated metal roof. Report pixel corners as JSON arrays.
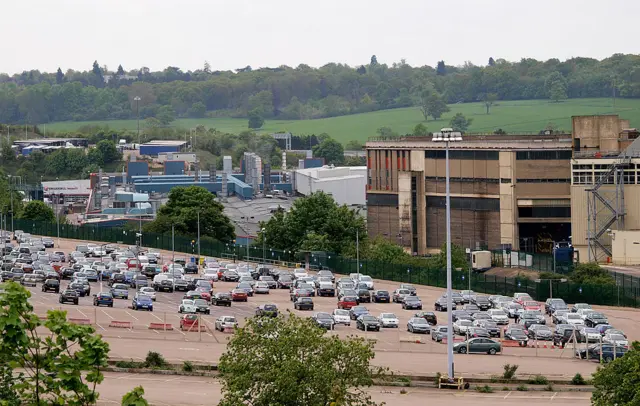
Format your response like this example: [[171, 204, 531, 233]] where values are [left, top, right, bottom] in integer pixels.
[[620, 136, 640, 157]]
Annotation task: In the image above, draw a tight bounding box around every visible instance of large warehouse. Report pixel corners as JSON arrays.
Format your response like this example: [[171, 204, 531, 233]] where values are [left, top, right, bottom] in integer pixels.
[[294, 166, 366, 206]]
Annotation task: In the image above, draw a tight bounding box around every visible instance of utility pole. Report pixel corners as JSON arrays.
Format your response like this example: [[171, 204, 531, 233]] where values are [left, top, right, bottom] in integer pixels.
[[612, 77, 616, 111], [171, 223, 175, 263], [356, 228, 360, 278], [134, 96, 141, 146], [197, 211, 201, 267], [9, 175, 13, 234]]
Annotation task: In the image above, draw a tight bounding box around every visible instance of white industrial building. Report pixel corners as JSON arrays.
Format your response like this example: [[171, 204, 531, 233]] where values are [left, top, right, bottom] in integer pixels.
[[156, 152, 197, 163], [294, 166, 367, 206]]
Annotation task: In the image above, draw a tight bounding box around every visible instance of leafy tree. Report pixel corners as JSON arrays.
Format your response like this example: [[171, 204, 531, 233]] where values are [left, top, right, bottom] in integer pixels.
[[91, 60, 104, 88], [356, 65, 367, 75], [545, 71, 568, 102], [343, 155, 366, 166], [300, 232, 331, 252], [570, 262, 615, 285], [257, 191, 366, 255], [20, 200, 54, 222], [0, 282, 110, 405], [481, 92, 498, 114], [247, 90, 274, 117], [488, 57, 496, 66], [189, 101, 206, 118], [449, 113, 473, 132], [436, 60, 446, 76], [437, 243, 469, 272], [345, 140, 363, 150], [363, 235, 408, 263], [218, 313, 385, 406], [55, 68, 64, 84], [156, 105, 175, 125], [121, 385, 149, 406], [412, 123, 429, 136], [143, 186, 235, 243], [312, 136, 344, 165], [591, 341, 640, 406], [96, 140, 122, 164], [423, 93, 450, 120], [376, 126, 398, 137], [248, 109, 264, 129], [370, 55, 378, 65], [116, 64, 125, 76], [87, 147, 104, 166]]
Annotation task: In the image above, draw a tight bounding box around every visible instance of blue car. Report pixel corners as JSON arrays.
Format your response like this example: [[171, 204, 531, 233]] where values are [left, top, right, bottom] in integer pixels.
[[110, 283, 129, 299], [93, 292, 114, 307], [132, 294, 153, 311]]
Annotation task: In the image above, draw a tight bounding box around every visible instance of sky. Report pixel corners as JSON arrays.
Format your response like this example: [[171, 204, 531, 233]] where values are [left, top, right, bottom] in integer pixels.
[[1, 0, 639, 75]]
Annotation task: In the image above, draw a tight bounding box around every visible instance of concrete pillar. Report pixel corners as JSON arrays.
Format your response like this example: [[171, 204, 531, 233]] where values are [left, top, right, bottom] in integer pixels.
[[499, 151, 518, 250]]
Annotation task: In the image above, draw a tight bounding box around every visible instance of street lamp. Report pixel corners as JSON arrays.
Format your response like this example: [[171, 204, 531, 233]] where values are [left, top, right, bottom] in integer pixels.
[[197, 211, 201, 267], [356, 228, 360, 278], [171, 223, 175, 263], [134, 96, 141, 146], [261, 228, 266, 264], [432, 127, 463, 379]]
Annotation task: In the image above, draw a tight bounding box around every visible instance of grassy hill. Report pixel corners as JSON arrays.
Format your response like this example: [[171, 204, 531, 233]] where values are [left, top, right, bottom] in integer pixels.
[[45, 98, 640, 144]]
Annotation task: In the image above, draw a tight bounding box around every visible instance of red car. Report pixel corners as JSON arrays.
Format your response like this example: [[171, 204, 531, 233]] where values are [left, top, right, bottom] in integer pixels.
[[195, 288, 211, 301], [231, 289, 248, 302], [515, 296, 533, 305], [179, 314, 202, 331], [523, 301, 541, 311], [125, 258, 140, 270], [338, 296, 358, 310], [51, 262, 62, 272]]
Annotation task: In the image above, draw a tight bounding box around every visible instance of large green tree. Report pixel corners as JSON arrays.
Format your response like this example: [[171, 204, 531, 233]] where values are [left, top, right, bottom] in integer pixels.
[[423, 92, 450, 120], [218, 313, 385, 406], [155, 105, 175, 125], [591, 341, 640, 406], [20, 200, 54, 222], [247, 109, 265, 129], [95, 140, 122, 164], [449, 113, 473, 132], [312, 136, 344, 165], [0, 282, 110, 405], [143, 186, 235, 243], [545, 71, 568, 102], [257, 191, 365, 255]]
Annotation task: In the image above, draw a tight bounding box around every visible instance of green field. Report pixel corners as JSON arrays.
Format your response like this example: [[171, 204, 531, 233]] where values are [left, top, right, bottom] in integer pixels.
[[45, 98, 640, 144]]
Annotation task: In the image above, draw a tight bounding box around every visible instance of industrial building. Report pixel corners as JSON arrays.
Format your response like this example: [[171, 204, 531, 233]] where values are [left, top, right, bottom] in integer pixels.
[[41, 179, 92, 204], [294, 166, 367, 206], [365, 130, 573, 255], [157, 152, 197, 163], [139, 140, 187, 156], [13, 138, 88, 155]]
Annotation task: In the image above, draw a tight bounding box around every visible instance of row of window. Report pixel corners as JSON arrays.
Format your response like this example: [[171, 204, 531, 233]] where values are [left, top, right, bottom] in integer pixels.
[[516, 178, 571, 183], [425, 176, 499, 184], [426, 196, 500, 212], [518, 207, 571, 218], [572, 171, 637, 185], [516, 150, 573, 160], [425, 150, 500, 160], [367, 193, 399, 206]]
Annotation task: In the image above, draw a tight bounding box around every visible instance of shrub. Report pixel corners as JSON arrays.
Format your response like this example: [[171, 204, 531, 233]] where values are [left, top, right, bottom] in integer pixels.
[[528, 375, 549, 385], [115, 360, 142, 369], [475, 385, 494, 393], [502, 364, 519, 380], [516, 384, 528, 391], [545, 384, 554, 392], [571, 373, 586, 385], [399, 388, 407, 394], [182, 361, 194, 372], [490, 375, 500, 383], [144, 351, 168, 368], [502, 386, 510, 391]]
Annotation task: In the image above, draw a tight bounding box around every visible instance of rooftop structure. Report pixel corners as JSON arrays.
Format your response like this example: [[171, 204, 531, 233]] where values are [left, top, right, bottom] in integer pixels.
[[294, 165, 367, 206], [139, 140, 188, 157]]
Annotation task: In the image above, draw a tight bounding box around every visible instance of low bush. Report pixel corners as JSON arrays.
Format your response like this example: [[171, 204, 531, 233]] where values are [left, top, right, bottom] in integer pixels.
[[545, 384, 554, 392], [502, 386, 510, 391], [516, 384, 528, 392], [145, 351, 168, 368], [115, 360, 142, 369], [528, 375, 549, 385], [182, 361, 194, 372], [399, 388, 407, 394], [571, 373, 586, 385], [502, 364, 519, 380], [475, 385, 494, 393]]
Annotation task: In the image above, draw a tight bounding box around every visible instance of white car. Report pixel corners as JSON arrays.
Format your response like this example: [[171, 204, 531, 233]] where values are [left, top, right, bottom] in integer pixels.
[[332, 309, 351, 326], [203, 268, 219, 282], [565, 313, 585, 326], [488, 309, 509, 325], [359, 275, 375, 290], [215, 316, 238, 331], [138, 287, 156, 301], [293, 268, 308, 279], [254, 281, 270, 294], [603, 334, 629, 347], [578, 309, 594, 320], [168, 264, 184, 274], [378, 313, 399, 328], [178, 299, 197, 314], [453, 319, 473, 336]]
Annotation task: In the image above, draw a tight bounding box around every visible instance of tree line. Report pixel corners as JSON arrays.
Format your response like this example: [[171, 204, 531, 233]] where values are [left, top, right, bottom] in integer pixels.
[[1, 54, 639, 125]]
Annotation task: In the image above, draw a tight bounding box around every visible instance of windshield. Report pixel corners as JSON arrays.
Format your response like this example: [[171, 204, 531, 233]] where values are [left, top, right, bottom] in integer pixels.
[[591, 313, 606, 318], [360, 276, 372, 282], [459, 320, 472, 326], [567, 314, 581, 320], [137, 296, 151, 302], [411, 318, 427, 324], [334, 310, 349, 316], [194, 299, 208, 306], [224, 317, 236, 323], [609, 334, 625, 340], [491, 310, 506, 316], [113, 284, 127, 290], [524, 301, 538, 306], [264, 305, 277, 311], [317, 313, 332, 319], [381, 313, 396, 319]]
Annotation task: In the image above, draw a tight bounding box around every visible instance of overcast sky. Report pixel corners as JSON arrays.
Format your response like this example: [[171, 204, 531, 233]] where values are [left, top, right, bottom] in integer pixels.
[[2, 0, 638, 75]]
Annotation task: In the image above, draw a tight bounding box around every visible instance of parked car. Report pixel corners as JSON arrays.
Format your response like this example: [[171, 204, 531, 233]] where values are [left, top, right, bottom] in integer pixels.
[[473, 320, 500, 337], [431, 325, 448, 342], [504, 302, 524, 318], [92, 292, 114, 307], [453, 319, 473, 336], [527, 324, 553, 340], [504, 325, 528, 343], [553, 324, 578, 347], [576, 344, 628, 362], [571, 303, 592, 313], [596, 324, 615, 336], [370, 290, 390, 303], [294, 297, 314, 311], [454, 338, 501, 355], [312, 312, 335, 330], [584, 312, 609, 328], [407, 317, 431, 334], [21, 274, 38, 287], [178, 299, 197, 314], [214, 316, 238, 332], [487, 309, 509, 325], [110, 283, 129, 299], [392, 289, 412, 303], [471, 296, 491, 311], [138, 287, 156, 301], [316, 281, 335, 297], [356, 315, 380, 331], [332, 309, 351, 326], [414, 311, 438, 326], [222, 270, 240, 282], [399, 284, 417, 296], [59, 289, 79, 305], [349, 306, 369, 320], [434, 296, 456, 312], [179, 314, 202, 331], [576, 326, 603, 343], [41, 278, 60, 293], [132, 294, 153, 311], [256, 303, 279, 317], [212, 292, 232, 307], [231, 289, 248, 302], [378, 313, 400, 328], [402, 296, 423, 310], [545, 298, 568, 315], [467, 327, 490, 338], [254, 281, 270, 294], [184, 263, 199, 274], [277, 275, 294, 289], [603, 333, 629, 348]]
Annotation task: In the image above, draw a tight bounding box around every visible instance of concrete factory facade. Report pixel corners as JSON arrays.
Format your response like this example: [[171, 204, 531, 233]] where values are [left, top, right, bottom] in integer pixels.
[[365, 115, 639, 257]]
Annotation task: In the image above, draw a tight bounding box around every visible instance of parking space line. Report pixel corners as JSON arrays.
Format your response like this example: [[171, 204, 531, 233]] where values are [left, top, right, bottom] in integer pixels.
[[96, 323, 106, 331], [125, 311, 139, 321], [76, 309, 90, 319], [504, 391, 512, 399], [101, 309, 114, 320], [150, 313, 164, 322]]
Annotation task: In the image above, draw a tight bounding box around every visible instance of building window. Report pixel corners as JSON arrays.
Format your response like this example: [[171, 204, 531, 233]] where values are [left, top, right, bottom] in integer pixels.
[[425, 150, 499, 160], [516, 150, 572, 160], [426, 196, 500, 211], [500, 178, 511, 183], [572, 172, 593, 185], [518, 207, 571, 218], [367, 193, 399, 206], [425, 176, 499, 183], [516, 178, 571, 183]]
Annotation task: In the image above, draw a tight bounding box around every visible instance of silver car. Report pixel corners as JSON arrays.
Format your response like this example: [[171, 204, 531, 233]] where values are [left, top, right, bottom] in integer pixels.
[[254, 281, 270, 294]]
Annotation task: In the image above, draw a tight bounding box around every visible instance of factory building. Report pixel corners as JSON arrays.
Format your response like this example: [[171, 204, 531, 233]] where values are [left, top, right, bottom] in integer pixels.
[[294, 166, 367, 206], [139, 140, 187, 156], [365, 131, 573, 255]]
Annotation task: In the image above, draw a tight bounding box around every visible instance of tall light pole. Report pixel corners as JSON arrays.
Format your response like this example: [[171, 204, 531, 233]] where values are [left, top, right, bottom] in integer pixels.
[[171, 223, 175, 263], [261, 227, 266, 264], [55, 177, 60, 248], [8, 175, 13, 234], [356, 228, 360, 278], [433, 127, 463, 379], [134, 96, 141, 147], [197, 211, 201, 266]]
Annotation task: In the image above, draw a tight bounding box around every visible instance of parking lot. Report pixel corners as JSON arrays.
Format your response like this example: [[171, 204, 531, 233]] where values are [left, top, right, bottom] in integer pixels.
[[10, 236, 640, 377]]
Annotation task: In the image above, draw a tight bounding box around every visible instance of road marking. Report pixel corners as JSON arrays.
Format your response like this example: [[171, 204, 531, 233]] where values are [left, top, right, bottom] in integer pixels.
[[179, 348, 200, 351], [150, 313, 164, 322], [504, 391, 511, 399], [76, 308, 90, 319], [551, 392, 558, 401], [101, 309, 114, 320], [125, 311, 139, 321], [96, 323, 106, 331]]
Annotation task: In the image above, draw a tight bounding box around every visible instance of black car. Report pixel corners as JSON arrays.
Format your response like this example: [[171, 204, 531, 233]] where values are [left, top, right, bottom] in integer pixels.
[[142, 266, 158, 278], [402, 296, 423, 310], [356, 315, 380, 331], [222, 270, 240, 282], [211, 292, 232, 307], [527, 325, 553, 341], [545, 298, 568, 315], [59, 289, 79, 305], [452, 311, 472, 322], [258, 275, 278, 289], [173, 279, 190, 292], [504, 326, 528, 344], [584, 312, 609, 328], [69, 282, 90, 297], [356, 287, 371, 303], [109, 273, 126, 286], [277, 275, 293, 289], [576, 344, 628, 362], [553, 325, 578, 347], [371, 290, 390, 303], [256, 303, 279, 317], [475, 320, 500, 337], [312, 312, 335, 330], [193, 299, 211, 314], [415, 311, 438, 326], [434, 297, 456, 312], [471, 296, 491, 311], [156, 279, 174, 293], [294, 297, 314, 311], [316, 282, 335, 297], [464, 304, 481, 314], [42, 279, 60, 293], [184, 263, 199, 274]]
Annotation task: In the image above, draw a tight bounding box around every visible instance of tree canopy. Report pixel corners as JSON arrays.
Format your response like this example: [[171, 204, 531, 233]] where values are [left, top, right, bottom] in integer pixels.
[[591, 341, 640, 406], [143, 186, 235, 243], [218, 312, 385, 406], [312, 136, 344, 165], [0, 54, 638, 125], [257, 191, 366, 255], [20, 200, 55, 222]]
